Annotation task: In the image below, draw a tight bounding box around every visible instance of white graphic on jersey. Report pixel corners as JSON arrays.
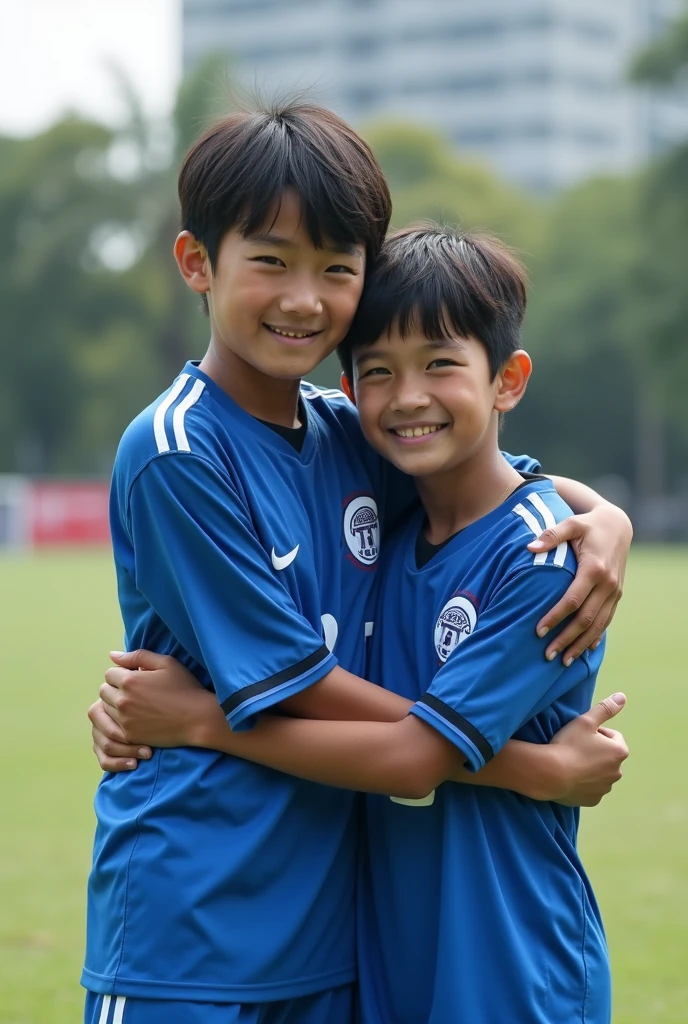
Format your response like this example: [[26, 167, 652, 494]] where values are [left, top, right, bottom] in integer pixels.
[[512, 494, 568, 567], [321, 613, 338, 652], [434, 595, 477, 663], [271, 544, 299, 570], [153, 374, 206, 454], [343, 496, 380, 566]]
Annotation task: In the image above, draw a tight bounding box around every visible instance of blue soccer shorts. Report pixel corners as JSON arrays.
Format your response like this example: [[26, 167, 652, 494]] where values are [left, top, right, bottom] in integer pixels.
[[85, 985, 354, 1024]]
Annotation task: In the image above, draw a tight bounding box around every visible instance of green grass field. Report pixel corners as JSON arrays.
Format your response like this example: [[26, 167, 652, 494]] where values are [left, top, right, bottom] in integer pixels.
[[0, 548, 686, 1023]]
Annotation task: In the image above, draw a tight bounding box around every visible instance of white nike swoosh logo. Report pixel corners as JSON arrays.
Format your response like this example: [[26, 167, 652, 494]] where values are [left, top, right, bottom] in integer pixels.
[[271, 544, 299, 570]]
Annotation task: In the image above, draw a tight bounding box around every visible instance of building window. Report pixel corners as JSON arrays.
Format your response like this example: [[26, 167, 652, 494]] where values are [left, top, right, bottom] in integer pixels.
[[344, 85, 383, 108], [572, 19, 616, 43], [341, 36, 382, 56], [402, 73, 502, 97], [573, 129, 614, 147], [457, 127, 501, 145], [187, 0, 318, 14], [400, 19, 502, 43]]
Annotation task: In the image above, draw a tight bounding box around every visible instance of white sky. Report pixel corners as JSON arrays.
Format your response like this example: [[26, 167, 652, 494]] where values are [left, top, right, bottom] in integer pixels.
[[0, 0, 181, 136]]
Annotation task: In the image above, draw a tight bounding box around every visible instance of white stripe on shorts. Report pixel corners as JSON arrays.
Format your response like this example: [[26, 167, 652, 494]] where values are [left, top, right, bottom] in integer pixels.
[[97, 995, 111, 1024], [113, 996, 127, 1024]]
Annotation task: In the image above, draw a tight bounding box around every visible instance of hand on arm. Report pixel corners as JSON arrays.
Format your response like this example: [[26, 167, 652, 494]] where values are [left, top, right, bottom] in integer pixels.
[[450, 691, 628, 806], [90, 650, 628, 807], [530, 476, 632, 663], [89, 650, 454, 796]]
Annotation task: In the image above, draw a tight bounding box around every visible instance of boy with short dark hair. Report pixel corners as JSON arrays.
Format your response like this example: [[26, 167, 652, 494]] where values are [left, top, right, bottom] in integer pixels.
[[96, 225, 621, 1022], [86, 103, 629, 1024]]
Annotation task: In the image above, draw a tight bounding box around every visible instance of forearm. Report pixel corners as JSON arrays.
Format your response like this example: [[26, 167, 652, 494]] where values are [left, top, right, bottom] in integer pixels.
[[549, 475, 616, 515], [449, 738, 565, 801], [279, 664, 413, 722], [195, 707, 455, 798]]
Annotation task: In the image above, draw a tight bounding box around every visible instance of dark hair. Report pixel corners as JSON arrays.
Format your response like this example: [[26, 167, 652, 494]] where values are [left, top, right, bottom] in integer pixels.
[[338, 225, 527, 381], [178, 100, 391, 274]]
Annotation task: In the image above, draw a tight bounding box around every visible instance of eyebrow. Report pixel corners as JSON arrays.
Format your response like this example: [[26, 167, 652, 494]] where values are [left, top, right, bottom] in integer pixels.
[[355, 335, 467, 364], [246, 233, 363, 258]]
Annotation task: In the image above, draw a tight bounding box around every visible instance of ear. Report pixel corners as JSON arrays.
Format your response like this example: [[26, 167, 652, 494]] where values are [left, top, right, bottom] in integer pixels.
[[494, 351, 532, 413], [174, 231, 211, 295], [340, 372, 356, 406]]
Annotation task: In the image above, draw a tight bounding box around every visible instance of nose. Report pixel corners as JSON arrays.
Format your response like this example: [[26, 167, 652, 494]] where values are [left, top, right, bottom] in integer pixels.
[[389, 375, 431, 413], [279, 274, 323, 318]]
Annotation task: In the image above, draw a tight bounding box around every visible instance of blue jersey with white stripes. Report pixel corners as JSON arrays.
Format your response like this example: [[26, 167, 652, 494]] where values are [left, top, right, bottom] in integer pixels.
[[83, 362, 403, 1002], [358, 478, 610, 1024]]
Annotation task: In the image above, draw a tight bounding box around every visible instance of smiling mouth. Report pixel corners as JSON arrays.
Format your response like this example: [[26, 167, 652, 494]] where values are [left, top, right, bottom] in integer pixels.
[[390, 424, 449, 438], [264, 323, 322, 340]]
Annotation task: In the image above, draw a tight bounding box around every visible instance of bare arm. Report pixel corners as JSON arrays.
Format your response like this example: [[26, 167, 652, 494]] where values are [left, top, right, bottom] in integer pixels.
[[279, 664, 412, 722], [91, 656, 628, 805]]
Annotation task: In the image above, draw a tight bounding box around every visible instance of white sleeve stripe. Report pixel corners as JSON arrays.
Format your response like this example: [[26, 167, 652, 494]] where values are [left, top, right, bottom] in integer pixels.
[[97, 995, 111, 1024], [153, 374, 190, 454], [512, 503, 548, 565], [526, 492, 569, 567], [113, 997, 127, 1024], [172, 378, 206, 452], [302, 388, 346, 401]]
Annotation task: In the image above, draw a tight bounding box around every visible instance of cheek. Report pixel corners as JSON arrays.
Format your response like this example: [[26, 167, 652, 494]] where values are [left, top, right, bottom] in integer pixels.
[[355, 393, 384, 440], [329, 282, 364, 327]]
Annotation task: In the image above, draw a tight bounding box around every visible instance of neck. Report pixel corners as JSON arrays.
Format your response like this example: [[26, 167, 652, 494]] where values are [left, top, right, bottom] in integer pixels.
[[416, 444, 524, 545], [200, 337, 302, 428]]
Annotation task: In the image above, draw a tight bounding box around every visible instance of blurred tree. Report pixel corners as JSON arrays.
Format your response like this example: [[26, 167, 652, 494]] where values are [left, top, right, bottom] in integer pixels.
[[364, 122, 544, 253], [503, 176, 643, 486], [629, 5, 688, 83], [0, 118, 148, 473], [627, 6, 688, 434], [310, 121, 545, 391], [0, 54, 232, 474]]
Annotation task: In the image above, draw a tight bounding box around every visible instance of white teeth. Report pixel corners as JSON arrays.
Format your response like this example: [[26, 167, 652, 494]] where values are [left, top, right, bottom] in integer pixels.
[[267, 325, 315, 339], [394, 425, 442, 438]]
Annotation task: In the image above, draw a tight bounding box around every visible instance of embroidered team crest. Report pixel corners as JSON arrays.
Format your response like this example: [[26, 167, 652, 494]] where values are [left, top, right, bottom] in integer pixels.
[[343, 495, 380, 566], [434, 595, 477, 663]]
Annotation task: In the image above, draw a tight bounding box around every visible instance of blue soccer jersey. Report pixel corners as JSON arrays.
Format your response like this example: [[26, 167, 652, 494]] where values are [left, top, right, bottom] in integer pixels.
[[358, 478, 610, 1024], [83, 363, 401, 1002]]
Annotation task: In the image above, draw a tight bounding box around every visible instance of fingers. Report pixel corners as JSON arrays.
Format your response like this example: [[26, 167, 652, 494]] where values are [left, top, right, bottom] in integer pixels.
[[583, 693, 627, 730], [104, 666, 133, 689], [88, 700, 152, 772], [528, 523, 571, 554], [109, 648, 170, 671], [540, 586, 615, 663], [98, 681, 126, 721]]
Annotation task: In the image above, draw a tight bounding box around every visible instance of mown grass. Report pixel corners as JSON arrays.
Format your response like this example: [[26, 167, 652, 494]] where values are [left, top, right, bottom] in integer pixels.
[[0, 548, 685, 1023]]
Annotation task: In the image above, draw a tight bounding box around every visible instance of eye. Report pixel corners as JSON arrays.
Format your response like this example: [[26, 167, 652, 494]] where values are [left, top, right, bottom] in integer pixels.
[[428, 358, 460, 369], [358, 366, 392, 379], [251, 255, 286, 267], [326, 264, 359, 275]]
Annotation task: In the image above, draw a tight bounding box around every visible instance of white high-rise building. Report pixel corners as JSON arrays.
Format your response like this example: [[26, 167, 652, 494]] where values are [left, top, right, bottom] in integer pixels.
[[182, 0, 688, 192]]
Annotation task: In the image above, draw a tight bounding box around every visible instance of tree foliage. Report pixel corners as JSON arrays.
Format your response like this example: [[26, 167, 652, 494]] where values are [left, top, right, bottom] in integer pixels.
[[1, 51, 687, 511]]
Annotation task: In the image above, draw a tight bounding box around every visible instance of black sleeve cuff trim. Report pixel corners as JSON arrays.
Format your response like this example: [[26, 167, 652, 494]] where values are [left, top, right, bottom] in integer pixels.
[[220, 643, 331, 716], [420, 693, 495, 764]]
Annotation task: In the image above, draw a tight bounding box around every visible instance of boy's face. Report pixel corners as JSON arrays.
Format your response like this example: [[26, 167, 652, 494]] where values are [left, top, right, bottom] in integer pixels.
[[177, 189, 366, 380], [351, 325, 525, 478]]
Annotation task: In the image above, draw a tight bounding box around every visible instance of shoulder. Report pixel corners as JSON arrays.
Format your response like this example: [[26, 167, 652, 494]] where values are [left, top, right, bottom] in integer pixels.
[[301, 381, 361, 434], [499, 482, 577, 578], [115, 371, 229, 484]]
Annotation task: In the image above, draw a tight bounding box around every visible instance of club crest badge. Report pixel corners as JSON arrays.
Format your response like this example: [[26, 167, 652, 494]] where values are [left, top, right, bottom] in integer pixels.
[[343, 495, 380, 566], [434, 595, 477, 663]]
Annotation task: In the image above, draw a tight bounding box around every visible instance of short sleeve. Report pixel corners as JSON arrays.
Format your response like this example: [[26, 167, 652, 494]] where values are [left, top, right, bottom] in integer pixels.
[[126, 454, 336, 730], [410, 565, 592, 770]]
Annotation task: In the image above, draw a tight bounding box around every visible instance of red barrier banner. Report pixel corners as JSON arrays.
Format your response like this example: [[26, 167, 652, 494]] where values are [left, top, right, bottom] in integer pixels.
[[29, 482, 110, 546]]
